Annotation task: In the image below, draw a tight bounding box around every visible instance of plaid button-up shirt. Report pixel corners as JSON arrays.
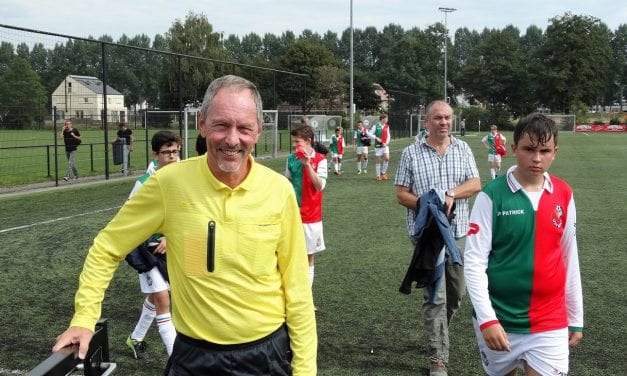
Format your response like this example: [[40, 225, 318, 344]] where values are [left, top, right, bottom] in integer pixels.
[[394, 137, 480, 238]]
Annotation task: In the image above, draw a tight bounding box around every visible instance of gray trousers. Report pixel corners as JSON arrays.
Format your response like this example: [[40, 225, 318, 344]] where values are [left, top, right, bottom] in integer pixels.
[[65, 150, 78, 178], [421, 236, 466, 363]]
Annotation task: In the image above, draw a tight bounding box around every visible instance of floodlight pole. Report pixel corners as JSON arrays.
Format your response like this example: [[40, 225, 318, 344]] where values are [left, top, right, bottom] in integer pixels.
[[439, 7, 456, 102], [350, 0, 354, 131]]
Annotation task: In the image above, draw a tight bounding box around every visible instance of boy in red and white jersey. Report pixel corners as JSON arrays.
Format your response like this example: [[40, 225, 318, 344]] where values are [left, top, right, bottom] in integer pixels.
[[465, 113, 583, 376]]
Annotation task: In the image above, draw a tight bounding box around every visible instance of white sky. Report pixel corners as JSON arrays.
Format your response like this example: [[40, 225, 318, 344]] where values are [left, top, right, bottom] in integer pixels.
[[1, 0, 625, 42]]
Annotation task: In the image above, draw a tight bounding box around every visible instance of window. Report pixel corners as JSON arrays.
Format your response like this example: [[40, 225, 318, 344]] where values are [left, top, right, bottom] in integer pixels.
[[84, 97, 89, 103], [67, 82, 72, 94]]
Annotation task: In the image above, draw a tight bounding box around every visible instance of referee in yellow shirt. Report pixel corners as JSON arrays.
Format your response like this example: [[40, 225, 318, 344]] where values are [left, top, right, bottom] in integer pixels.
[[53, 75, 317, 375]]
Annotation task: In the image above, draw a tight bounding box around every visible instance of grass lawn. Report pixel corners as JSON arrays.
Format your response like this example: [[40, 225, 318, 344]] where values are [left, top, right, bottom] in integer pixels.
[[0, 132, 625, 375]]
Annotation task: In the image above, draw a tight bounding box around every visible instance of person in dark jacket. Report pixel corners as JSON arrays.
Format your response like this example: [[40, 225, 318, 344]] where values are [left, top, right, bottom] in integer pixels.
[[60, 119, 81, 181], [394, 100, 481, 376]]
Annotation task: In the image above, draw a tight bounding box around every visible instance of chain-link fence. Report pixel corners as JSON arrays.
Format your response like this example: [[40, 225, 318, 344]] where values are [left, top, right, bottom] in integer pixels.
[[0, 24, 307, 187]]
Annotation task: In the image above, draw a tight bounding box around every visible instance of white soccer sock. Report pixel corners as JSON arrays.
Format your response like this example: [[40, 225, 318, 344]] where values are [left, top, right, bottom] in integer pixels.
[[338, 162, 342, 172], [362, 159, 368, 171], [376, 164, 381, 177], [309, 265, 315, 287], [131, 297, 156, 341], [156, 313, 176, 356], [382, 161, 389, 174], [357, 161, 362, 172], [490, 168, 496, 179]]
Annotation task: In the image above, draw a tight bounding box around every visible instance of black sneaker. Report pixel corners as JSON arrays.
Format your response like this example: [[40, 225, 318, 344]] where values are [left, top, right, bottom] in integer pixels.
[[63, 176, 69, 182], [126, 336, 147, 359]]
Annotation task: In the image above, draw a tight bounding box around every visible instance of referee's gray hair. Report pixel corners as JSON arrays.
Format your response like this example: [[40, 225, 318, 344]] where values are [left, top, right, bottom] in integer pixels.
[[199, 75, 264, 128]]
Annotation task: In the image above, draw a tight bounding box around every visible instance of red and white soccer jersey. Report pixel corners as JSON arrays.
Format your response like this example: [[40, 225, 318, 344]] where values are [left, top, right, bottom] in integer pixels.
[[464, 167, 583, 334]]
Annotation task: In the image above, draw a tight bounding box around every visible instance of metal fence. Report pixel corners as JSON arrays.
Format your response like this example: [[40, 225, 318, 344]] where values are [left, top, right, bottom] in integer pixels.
[[0, 24, 307, 187]]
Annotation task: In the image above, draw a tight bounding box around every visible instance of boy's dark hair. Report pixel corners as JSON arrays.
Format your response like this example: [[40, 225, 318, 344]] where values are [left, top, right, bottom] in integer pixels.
[[291, 125, 328, 155], [151, 130, 181, 152], [291, 125, 314, 142], [514, 113, 559, 147]]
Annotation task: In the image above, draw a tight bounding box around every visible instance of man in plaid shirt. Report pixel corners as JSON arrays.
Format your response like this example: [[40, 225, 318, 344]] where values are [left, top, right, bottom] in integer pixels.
[[394, 100, 481, 376]]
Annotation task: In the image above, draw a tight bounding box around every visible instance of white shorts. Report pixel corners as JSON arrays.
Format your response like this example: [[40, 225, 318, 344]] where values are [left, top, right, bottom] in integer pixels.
[[331, 152, 343, 159], [473, 319, 569, 376], [139, 266, 170, 294], [488, 154, 502, 163], [374, 145, 389, 157], [356, 146, 369, 155], [303, 222, 325, 255]]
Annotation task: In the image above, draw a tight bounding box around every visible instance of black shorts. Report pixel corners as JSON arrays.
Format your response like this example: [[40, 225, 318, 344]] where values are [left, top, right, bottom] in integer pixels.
[[165, 324, 293, 376]]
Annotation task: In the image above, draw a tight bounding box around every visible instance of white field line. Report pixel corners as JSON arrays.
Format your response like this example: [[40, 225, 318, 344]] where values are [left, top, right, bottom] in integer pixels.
[[0, 206, 121, 234], [0, 367, 26, 374]]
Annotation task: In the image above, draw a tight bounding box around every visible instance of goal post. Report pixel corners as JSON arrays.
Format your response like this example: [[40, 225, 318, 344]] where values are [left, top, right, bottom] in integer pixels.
[[287, 114, 343, 144], [545, 114, 576, 132]]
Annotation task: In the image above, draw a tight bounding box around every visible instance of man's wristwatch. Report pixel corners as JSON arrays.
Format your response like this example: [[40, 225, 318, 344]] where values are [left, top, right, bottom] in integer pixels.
[[445, 190, 455, 198]]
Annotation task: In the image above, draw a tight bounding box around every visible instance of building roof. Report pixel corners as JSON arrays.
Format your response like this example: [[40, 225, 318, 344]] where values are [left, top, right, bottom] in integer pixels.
[[69, 75, 122, 96]]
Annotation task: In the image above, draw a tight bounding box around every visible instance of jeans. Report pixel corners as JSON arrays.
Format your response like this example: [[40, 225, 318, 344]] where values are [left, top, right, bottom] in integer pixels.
[[65, 150, 78, 178], [421, 236, 466, 363]]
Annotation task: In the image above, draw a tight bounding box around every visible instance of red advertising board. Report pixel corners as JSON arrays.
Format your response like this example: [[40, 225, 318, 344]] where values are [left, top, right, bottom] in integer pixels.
[[574, 124, 627, 132]]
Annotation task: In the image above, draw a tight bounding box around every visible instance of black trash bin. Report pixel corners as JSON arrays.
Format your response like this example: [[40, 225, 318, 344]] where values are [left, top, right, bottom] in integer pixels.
[[112, 139, 125, 165]]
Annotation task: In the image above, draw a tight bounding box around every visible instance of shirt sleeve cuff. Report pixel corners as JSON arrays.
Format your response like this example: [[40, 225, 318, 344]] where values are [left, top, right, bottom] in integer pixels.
[[479, 320, 500, 331]]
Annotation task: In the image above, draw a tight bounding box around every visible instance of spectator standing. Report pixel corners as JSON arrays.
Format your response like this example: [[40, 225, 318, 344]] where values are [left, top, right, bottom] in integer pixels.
[[61, 119, 81, 181], [394, 100, 481, 376], [117, 122, 134, 175], [459, 118, 466, 137], [464, 113, 583, 376], [52, 75, 317, 375]]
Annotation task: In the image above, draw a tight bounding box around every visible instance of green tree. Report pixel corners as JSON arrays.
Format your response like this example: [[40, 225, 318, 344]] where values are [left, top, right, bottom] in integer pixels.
[[0, 41, 15, 76], [458, 27, 526, 114], [536, 13, 612, 112], [0, 58, 47, 129], [164, 11, 223, 108], [608, 24, 627, 108], [280, 39, 341, 112]]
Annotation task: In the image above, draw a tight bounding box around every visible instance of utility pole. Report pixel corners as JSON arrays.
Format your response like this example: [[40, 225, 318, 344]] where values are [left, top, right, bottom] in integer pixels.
[[438, 7, 456, 102]]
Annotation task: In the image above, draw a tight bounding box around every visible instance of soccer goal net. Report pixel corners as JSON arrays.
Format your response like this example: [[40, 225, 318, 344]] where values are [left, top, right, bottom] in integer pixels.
[[545, 114, 576, 132], [287, 114, 343, 144]]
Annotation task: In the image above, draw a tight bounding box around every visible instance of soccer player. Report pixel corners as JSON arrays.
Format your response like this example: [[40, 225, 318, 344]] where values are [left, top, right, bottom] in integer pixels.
[[353, 120, 373, 174], [482, 125, 506, 179], [329, 127, 345, 175], [125, 131, 181, 359], [465, 113, 583, 376], [372, 114, 391, 181], [285, 125, 328, 296]]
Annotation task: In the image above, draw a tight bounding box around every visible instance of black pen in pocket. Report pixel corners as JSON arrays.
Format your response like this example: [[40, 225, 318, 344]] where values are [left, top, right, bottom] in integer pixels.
[[207, 220, 215, 272]]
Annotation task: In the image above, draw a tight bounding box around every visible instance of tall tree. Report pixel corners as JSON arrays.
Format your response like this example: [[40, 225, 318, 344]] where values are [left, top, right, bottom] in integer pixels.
[[536, 13, 612, 112], [164, 11, 223, 108], [0, 58, 47, 128], [280, 39, 342, 112], [608, 24, 627, 108]]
